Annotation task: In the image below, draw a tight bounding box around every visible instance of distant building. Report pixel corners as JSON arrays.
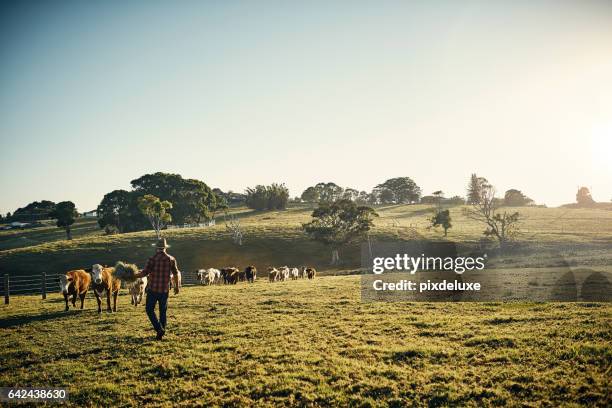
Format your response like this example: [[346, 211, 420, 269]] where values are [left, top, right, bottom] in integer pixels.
[[82, 210, 98, 218]]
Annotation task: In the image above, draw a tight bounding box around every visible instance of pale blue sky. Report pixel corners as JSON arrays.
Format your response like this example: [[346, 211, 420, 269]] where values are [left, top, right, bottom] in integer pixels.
[[1, 0, 611, 214]]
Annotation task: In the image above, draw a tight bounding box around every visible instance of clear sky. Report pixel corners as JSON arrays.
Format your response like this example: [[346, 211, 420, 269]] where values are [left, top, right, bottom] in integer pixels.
[[1, 0, 611, 214]]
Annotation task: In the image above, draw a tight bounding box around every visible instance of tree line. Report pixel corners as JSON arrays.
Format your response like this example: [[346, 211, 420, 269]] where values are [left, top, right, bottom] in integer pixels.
[[2, 170, 603, 249]]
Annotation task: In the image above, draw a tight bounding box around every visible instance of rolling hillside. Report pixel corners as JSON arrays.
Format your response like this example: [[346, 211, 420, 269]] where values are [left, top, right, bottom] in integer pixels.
[[1, 204, 611, 279]]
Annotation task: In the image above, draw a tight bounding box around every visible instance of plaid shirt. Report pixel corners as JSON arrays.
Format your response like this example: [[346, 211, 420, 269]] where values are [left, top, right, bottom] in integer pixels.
[[140, 250, 179, 293]]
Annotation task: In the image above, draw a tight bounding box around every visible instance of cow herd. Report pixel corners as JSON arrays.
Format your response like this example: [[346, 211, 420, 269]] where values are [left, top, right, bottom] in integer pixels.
[[59, 263, 317, 312], [195, 265, 317, 285]]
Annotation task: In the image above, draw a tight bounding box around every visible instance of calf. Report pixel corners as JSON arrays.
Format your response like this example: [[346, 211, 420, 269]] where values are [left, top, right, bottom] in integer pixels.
[[290, 267, 299, 280], [245, 266, 257, 283], [59, 270, 91, 311], [128, 277, 147, 306], [91, 264, 121, 313]]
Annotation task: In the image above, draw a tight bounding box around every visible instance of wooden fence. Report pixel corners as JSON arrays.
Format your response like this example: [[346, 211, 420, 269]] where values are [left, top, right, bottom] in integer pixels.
[[1, 272, 202, 304]]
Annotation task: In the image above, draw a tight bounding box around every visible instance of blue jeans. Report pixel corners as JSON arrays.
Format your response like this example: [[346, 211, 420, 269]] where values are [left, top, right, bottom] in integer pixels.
[[145, 290, 168, 334]]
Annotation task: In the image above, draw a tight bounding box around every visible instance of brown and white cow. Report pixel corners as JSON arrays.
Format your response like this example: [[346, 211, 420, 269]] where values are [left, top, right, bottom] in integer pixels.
[[59, 270, 91, 311], [268, 267, 280, 282], [91, 264, 121, 313], [279, 266, 290, 281], [128, 276, 147, 306]]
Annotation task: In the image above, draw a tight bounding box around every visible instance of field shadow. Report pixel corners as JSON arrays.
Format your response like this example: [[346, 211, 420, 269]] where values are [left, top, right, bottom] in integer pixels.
[[0, 310, 80, 329]]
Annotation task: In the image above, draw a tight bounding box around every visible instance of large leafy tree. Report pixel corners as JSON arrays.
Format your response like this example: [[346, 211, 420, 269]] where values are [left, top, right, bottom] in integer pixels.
[[130, 172, 218, 224], [97, 190, 148, 233], [11, 200, 57, 221], [374, 177, 421, 204], [245, 185, 269, 210], [137, 194, 173, 239], [302, 199, 378, 264], [245, 183, 290, 210], [50, 201, 78, 240], [504, 189, 534, 207], [300, 186, 320, 203], [267, 183, 290, 210], [315, 182, 344, 203]]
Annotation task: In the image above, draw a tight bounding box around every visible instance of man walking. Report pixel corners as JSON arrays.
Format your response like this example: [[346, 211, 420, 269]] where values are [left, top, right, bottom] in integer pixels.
[[135, 238, 180, 340]]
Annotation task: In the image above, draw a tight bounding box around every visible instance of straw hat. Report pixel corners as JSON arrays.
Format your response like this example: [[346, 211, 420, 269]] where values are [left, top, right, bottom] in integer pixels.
[[154, 238, 170, 249]]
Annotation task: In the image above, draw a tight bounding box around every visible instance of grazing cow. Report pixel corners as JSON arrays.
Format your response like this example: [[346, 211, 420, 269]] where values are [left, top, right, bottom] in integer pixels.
[[299, 267, 308, 279], [59, 270, 91, 311], [268, 267, 280, 282], [245, 265, 257, 283], [290, 267, 300, 280], [222, 267, 240, 284], [303, 266, 317, 280], [91, 264, 121, 313], [128, 277, 147, 306]]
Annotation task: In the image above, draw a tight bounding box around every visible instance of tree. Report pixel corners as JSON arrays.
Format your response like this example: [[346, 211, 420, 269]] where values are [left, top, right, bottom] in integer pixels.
[[131, 172, 218, 224], [467, 173, 488, 205], [137, 194, 173, 239], [342, 188, 360, 202], [50, 201, 78, 240], [267, 183, 290, 210], [355, 191, 371, 205], [96, 190, 148, 233], [302, 199, 378, 265], [430, 209, 452, 236], [245, 183, 290, 210], [464, 182, 521, 251], [376, 188, 395, 204], [314, 182, 344, 203], [374, 177, 421, 204], [11, 200, 57, 221], [245, 185, 269, 210], [576, 187, 595, 207], [210, 195, 228, 219], [300, 186, 320, 203], [504, 189, 534, 206]]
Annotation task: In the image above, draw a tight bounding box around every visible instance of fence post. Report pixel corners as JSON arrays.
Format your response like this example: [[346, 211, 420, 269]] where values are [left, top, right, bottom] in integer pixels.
[[42, 272, 47, 300], [4, 274, 8, 305]]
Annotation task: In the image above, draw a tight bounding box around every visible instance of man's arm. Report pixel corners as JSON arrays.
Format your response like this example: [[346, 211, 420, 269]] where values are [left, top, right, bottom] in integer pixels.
[[171, 258, 180, 294], [135, 257, 153, 278]]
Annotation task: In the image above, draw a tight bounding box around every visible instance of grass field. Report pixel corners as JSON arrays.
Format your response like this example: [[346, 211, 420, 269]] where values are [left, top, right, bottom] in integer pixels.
[[1, 205, 610, 406], [0, 276, 610, 407], [1, 204, 611, 279]]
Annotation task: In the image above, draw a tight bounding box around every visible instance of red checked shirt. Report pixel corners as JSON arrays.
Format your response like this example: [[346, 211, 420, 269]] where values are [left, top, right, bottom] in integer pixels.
[[140, 250, 179, 293]]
